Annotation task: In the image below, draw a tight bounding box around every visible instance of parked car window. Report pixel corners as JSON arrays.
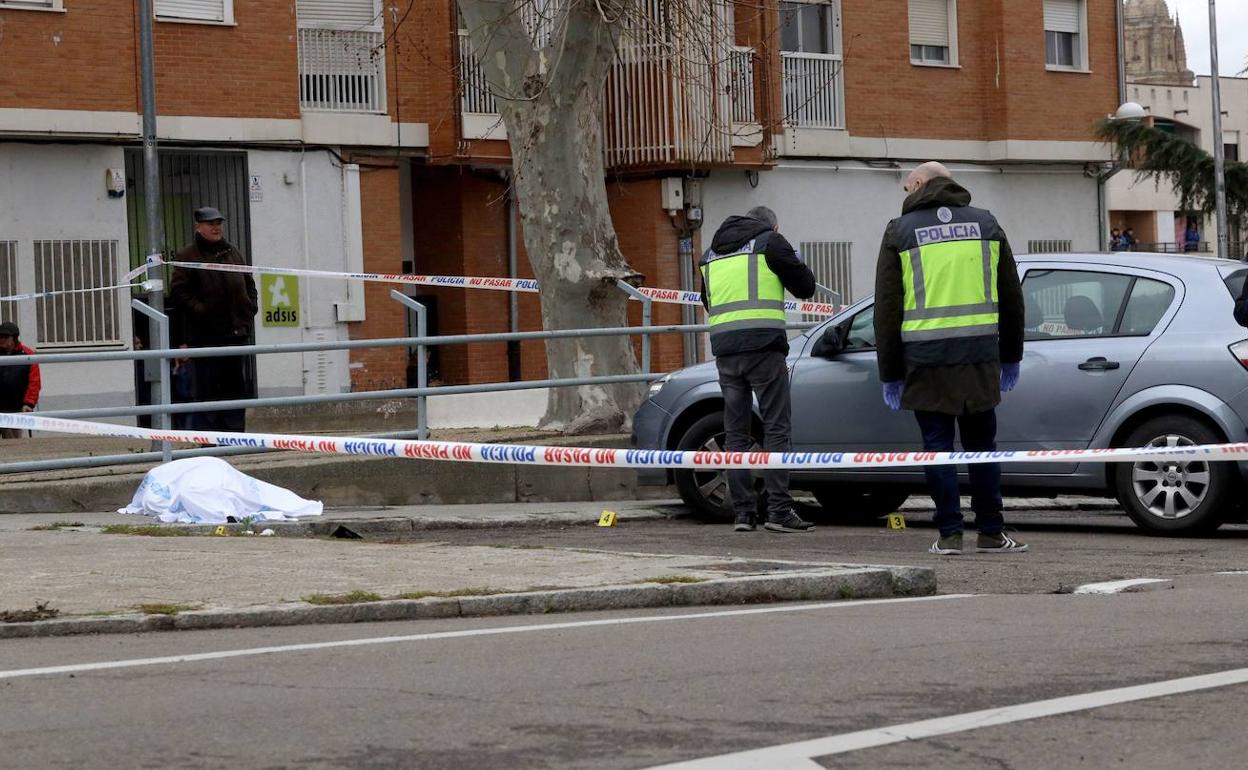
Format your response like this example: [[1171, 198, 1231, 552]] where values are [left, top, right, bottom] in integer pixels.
[[1223, 268, 1247, 299], [1022, 270, 1132, 340], [1119, 278, 1176, 336], [845, 305, 875, 349]]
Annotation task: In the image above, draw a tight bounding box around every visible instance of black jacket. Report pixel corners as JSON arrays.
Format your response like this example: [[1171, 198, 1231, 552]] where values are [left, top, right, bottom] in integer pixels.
[[874, 177, 1025, 415], [169, 235, 258, 346], [699, 215, 816, 356]]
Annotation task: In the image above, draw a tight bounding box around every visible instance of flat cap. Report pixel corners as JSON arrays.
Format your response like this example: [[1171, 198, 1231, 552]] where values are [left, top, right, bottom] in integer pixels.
[[193, 206, 226, 223]]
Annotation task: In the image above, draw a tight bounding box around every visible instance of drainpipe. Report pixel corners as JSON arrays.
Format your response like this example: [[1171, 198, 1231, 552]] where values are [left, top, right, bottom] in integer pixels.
[[506, 174, 520, 380]]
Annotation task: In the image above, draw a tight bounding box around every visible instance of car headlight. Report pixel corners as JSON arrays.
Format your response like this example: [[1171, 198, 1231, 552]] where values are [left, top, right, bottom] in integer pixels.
[[647, 374, 672, 399]]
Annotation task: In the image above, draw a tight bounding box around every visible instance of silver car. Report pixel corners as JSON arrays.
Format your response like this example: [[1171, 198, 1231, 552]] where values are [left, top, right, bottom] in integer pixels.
[[633, 253, 1248, 535]]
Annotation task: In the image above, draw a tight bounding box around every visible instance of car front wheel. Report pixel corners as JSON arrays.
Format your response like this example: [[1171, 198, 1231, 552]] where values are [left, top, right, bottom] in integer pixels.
[[672, 412, 761, 520], [1112, 415, 1238, 535]]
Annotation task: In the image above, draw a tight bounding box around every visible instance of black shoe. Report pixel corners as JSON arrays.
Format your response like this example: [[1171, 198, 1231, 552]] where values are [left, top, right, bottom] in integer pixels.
[[763, 511, 814, 533], [733, 514, 756, 532]]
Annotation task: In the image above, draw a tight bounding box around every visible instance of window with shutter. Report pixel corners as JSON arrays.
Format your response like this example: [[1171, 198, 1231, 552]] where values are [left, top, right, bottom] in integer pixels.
[[0, 0, 64, 10], [296, 0, 379, 29], [1043, 0, 1084, 69], [909, 0, 954, 65], [154, 0, 232, 24]]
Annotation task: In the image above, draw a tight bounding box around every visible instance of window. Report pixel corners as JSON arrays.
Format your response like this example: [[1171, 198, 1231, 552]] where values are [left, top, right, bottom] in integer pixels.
[[798, 240, 852, 319], [780, 1, 836, 54], [845, 305, 875, 350], [909, 0, 956, 66], [1225, 130, 1240, 163], [0, 242, 16, 328], [1044, 0, 1086, 70], [1023, 270, 1174, 340], [1026, 239, 1073, 253], [0, 1, 63, 10], [296, 0, 386, 113], [33, 240, 123, 348], [155, 0, 233, 23]]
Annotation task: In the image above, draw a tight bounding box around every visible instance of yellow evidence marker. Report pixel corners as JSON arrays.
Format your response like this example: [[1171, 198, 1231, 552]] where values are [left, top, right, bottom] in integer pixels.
[[214, 526, 228, 536], [886, 513, 906, 530], [598, 510, 618, 527]]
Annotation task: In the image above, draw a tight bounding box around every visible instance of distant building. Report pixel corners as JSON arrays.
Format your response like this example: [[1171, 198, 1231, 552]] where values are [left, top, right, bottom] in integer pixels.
[[1124, 0, 1195, 86]]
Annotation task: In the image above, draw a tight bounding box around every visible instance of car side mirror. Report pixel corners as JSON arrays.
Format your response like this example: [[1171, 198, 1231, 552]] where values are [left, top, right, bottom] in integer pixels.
[[812, 323, 848, 358]]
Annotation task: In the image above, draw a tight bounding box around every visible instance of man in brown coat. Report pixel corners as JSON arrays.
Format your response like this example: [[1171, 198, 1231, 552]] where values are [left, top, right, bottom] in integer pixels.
[[874, 162, 1026, 555], [169, 206, 258, 433]]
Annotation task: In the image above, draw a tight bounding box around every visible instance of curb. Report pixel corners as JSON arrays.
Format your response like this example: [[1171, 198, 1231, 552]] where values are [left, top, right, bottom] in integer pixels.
[[0, 565, 936, 639]]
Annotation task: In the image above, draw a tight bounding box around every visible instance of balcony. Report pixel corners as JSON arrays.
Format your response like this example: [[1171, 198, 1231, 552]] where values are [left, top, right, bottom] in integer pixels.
[[781, 51, 843, 129], [297, 27, 386, 113]]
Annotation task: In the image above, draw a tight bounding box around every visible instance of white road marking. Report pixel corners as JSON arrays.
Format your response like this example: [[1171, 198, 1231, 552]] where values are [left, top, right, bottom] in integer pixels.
[[0, 594, 973, 681], [1072, 578, 1171, 594], [1215, 571, 1248, 575], [643, 667, 1248, 769]]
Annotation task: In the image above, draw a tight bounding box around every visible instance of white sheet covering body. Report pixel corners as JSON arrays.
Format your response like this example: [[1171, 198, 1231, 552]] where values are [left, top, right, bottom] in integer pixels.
[[119, 457, 324, 524]]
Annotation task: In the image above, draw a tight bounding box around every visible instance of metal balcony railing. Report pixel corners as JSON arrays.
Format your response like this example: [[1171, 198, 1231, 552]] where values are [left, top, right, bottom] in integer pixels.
[[457, 30, 498, 115], [781, 51, 844, 129], [728, 46, 756, 124], [297, 27, 386, 113]]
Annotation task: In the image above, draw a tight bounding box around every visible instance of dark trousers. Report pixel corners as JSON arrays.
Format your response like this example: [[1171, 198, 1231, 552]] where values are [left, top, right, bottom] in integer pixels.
[[915, 409, 1003, 537], [716, 349, 793, 519], [191, 339, 250, 433]]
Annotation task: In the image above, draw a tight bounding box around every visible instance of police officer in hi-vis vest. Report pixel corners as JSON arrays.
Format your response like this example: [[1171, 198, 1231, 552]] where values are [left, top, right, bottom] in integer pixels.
[[700, 206, 816, 533], [874, 162, 1027, 555]]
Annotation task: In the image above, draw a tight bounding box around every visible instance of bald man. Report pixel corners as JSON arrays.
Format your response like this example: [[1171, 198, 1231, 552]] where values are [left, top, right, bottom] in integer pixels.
[[874, 162, 1026, 555]]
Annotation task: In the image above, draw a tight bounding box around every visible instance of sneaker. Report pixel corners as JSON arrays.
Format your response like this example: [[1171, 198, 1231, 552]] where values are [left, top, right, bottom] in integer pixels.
[[977, 532, 1029, 553], [763, 511, 814, 533], [928, 532, 963, 555], [733, 515, 756, 532]]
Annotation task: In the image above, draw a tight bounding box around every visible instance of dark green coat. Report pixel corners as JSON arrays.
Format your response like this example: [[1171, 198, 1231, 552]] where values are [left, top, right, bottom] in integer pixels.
[[873, 177, 1024, 415]]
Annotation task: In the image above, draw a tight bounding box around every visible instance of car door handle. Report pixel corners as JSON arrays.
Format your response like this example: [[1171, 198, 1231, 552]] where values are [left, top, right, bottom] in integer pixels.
[[1078, 357, 1120, 371]]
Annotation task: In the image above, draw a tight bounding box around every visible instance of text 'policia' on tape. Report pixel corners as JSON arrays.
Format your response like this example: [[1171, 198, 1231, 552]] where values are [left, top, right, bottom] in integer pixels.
[[151, 257, 842, 317], [5, 413, 1248, 470]]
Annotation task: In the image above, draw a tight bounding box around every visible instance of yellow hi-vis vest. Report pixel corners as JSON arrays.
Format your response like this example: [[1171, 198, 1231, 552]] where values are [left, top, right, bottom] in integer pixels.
[[900, 237, 1000, 343], [700, 239, 787, 337]]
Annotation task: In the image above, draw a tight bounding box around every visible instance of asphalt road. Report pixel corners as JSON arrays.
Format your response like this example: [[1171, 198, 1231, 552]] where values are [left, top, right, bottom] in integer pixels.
[[4, 508, 1248, 770]]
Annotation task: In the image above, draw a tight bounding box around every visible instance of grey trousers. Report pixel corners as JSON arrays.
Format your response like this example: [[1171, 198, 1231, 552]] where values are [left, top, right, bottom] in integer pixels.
[[716, 349, 794, 518]]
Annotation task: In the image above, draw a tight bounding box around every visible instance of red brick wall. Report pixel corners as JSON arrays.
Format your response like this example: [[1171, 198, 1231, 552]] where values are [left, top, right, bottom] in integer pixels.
[[0, 1, 298, 118], [841, 0, 1118, 143], [348, 160, 408, 391]]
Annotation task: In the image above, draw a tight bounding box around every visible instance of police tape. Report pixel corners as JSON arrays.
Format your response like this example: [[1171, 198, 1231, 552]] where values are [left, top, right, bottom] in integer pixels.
[[4, 412, 1248, 470], [0, 282, 148, 304], [154, 257, 842, 317]]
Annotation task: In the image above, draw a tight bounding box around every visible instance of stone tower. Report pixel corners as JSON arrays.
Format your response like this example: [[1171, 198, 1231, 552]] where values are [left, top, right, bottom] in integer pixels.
[[1124, 0, 1195, 85]]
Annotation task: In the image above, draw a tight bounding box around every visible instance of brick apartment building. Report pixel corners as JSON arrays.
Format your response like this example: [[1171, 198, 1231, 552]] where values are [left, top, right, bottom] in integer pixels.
[[0, 0, 1119, 419]]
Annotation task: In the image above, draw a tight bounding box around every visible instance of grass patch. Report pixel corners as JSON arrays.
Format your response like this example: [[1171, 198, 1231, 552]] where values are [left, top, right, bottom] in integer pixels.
[[101, 524, 195, 537], [0, 602, 60, 623], [303, 590, 384, 605], [395, 586, 505, 600], [137, 603, 200, 616], [28, 521, 86, 531], [641, 575, 706, 585]]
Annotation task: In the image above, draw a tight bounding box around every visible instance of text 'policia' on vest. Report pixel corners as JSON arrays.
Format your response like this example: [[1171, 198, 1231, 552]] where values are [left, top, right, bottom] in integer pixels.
[[893, 199, 1006, 368]]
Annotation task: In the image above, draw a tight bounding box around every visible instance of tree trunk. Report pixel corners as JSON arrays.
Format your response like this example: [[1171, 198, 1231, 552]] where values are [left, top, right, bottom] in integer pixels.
[[460, 0, 644, 434]]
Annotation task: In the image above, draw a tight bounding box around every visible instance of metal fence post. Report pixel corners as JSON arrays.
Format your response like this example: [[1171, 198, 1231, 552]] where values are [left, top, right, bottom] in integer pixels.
[[390, 290, 429, 439], [814, 282, 843, 310], [615, 280, 652, 374], [131, 298, 172, 464]]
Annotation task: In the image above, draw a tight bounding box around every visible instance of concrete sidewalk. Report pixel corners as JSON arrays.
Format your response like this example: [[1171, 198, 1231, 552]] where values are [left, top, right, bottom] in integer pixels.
[[0, 501, 936, 638]]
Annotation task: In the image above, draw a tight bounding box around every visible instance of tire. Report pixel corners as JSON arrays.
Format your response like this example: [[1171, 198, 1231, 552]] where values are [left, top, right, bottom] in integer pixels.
[[1112, 415, 1238, 535], [810, 485, 910, 525], [672, 412, 761, 520]]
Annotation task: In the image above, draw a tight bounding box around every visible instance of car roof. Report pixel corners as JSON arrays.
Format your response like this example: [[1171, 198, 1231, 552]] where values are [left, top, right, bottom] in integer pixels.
[[1019, 251, 1244, 273]]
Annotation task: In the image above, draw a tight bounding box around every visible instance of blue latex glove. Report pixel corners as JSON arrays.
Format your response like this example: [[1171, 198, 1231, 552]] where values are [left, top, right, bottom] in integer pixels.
[[882, 381, 904, 411], [1001, 362, 1020, 393]]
